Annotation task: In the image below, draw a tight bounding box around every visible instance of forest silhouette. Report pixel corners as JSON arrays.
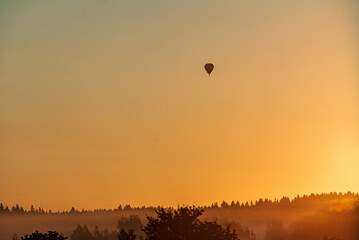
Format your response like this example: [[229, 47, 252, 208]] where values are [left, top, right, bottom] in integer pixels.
[[2, 192, 359, 240]]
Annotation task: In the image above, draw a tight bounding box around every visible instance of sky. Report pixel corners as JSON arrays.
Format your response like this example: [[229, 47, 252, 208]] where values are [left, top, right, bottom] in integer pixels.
[[0, 0, 358, 211]]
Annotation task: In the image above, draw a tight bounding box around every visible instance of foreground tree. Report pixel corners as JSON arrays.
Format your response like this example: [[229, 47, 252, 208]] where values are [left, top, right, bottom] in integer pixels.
[[20, 231, 67, 240], [143, 206, 238, 240], [118, 229, 137, 240]]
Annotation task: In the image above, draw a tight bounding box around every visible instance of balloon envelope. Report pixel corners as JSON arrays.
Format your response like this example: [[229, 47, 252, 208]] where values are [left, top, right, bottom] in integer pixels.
[[204, 63, 214, 75]]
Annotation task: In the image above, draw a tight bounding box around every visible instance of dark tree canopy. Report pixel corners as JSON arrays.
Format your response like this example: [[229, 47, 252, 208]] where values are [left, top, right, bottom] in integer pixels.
[[20, 231, 67, 240], [118, 229, 137, 240], [143, 206, 238, 240]]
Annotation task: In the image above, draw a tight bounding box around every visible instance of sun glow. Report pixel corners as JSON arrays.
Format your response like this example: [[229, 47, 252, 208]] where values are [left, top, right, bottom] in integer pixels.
[[327, 132, 359, 191]]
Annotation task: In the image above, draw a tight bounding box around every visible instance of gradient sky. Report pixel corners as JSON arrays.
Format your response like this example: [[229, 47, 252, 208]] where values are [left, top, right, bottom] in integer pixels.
[[0, 0, 358, 211]]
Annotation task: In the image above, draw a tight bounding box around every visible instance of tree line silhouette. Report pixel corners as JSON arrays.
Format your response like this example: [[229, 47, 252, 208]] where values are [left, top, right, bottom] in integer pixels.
[[14, 203, 357, 240], [2, 192, 358, 215], [5, 192, 359, 240], [15, 207, 244, 240]]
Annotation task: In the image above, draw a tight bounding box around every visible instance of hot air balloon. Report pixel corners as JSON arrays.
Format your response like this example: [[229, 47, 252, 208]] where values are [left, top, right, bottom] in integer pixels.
[[204, 63, 214, 76]]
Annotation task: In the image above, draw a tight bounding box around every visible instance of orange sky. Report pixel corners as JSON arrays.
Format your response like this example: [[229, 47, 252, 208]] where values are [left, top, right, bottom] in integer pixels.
[[0, 0, 358, 211]]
